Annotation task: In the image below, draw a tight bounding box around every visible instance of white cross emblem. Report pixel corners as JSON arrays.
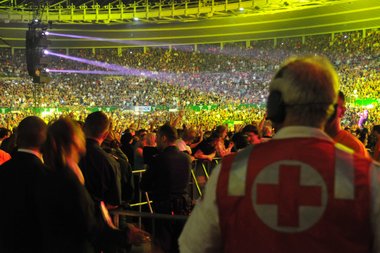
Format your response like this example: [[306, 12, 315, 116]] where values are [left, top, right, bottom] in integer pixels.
[[252, 160, 328, 233]]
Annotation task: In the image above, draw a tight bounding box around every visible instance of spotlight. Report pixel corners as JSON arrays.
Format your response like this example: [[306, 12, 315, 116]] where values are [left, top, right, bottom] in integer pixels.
[[133, 17, 139, 21], [239, 7, 244, 11], [45, 31, 50, 35], [45, 68, 50, 72], [43, 49, 49, 55]]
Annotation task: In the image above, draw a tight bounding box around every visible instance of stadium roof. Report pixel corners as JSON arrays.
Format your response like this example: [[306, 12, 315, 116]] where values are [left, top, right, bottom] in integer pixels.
[[0, 0, 379, 48]]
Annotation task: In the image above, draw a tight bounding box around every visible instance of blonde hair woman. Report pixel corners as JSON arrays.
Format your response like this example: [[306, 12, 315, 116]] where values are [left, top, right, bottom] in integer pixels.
[[41, 118, 149, 253]]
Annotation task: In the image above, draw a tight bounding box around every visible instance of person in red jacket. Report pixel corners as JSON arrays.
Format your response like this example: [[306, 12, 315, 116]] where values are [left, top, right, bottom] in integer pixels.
[[179, 56, 380, 253], [0, 149, 11, 165], [325, 91, 370, 158]]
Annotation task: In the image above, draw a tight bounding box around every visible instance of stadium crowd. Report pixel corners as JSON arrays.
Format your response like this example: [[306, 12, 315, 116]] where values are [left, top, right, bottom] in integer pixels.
[[0, 28, 379, 253], [0, 28, 379, 143]]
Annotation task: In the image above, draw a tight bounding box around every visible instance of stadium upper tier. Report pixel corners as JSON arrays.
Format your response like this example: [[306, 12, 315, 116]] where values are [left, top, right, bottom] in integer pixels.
[[0, 0, 379, 48]]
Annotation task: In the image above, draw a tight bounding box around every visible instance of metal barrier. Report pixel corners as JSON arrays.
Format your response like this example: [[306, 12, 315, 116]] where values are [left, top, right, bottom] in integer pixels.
[[190, 167, 202, 197], [111, 209, 188, 244], [129, 158, 221, 210], [114, 160, 220, 251], [131, 168, 152, 227], [112, 209, 188, 225]]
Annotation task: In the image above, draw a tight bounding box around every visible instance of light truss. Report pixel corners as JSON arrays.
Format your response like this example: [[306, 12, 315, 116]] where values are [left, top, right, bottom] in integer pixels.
[[0, 0, 360, 24]]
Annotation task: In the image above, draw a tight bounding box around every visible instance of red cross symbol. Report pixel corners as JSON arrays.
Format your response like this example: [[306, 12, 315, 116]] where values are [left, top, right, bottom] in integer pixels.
[[256, 165, 322, 227]]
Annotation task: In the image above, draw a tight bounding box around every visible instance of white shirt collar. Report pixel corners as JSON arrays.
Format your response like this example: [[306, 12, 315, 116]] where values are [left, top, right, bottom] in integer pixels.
[[17, 148, 44, 162], [273, 126, 333, 142]]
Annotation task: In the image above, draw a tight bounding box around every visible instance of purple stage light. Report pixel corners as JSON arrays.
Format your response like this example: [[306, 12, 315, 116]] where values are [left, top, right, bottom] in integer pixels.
[[47, 69, 124, 75], [48, 51, 136, 74], [46, 51, 174, 81]]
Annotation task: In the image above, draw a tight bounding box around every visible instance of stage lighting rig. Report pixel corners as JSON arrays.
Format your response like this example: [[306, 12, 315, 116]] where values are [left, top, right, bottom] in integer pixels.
[[25, 19, 52, 83]]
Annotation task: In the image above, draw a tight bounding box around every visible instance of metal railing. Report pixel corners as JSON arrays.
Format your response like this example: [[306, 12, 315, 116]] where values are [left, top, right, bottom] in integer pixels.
[[129, 158, 220, 209], [111, 209, 188, 245]]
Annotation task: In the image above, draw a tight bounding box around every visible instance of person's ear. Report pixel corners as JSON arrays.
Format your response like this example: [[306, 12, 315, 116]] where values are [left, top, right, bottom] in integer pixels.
[[266, 91, 286, 124]]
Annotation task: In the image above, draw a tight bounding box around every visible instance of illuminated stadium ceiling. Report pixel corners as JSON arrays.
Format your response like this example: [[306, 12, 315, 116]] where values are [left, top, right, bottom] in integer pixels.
[[0, 0, 372, 23], [0, 0, 379, 48]]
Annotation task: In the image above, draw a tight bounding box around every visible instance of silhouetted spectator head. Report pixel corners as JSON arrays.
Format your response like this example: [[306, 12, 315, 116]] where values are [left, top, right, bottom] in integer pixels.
[[203, 130, 212, 140], [207, 132, 220, 147], [0, 127, 11, 141], [120, 131, 134, 146], [136, 129, 148, 138], [143, 133, 157, 147], [83, 111, 110, 141], [231, 132, 249, 151], [358, 127, 369, 145], [182, 128, 197, 144], [373, 125, 380, 136], [44, 118, 86, 172], [157, 124, 178, 149], [241, 124, 260, 145], [17, 116, 47, 150], [215, 125, 228, 139]]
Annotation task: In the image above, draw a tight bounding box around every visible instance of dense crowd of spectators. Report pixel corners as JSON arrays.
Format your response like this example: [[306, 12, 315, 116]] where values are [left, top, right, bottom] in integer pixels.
[[0, 29, 379, 132], [0, 29, 379, 253], [1, 28, 379, 252]]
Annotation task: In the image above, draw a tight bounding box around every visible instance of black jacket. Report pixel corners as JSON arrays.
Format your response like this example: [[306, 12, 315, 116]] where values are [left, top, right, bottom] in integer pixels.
[[0, 151, 47, 253], [79, 139, 121, 206], [140, 145, 192, 205]]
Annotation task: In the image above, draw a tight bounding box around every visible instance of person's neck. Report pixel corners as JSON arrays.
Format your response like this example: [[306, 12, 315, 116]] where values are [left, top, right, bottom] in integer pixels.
[[19, 147, 40, 152], [282, 118, 324, 130], [167, 142, 176, 147], [18, 147, 43, 161], [87, 136, 102, 145], [162, 143, 176, 149]]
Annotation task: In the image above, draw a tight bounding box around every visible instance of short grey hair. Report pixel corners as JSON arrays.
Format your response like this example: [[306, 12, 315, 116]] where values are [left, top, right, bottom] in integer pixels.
[[269, 56, 339, 126]]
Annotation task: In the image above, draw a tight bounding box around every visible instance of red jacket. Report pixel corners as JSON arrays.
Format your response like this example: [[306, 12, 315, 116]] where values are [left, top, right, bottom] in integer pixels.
[[0, 149, 11, 165], [217, 137, 374, 253]]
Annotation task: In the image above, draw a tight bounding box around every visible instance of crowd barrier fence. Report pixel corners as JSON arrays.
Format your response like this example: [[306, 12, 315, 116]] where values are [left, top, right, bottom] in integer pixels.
[[128, 158, 221, 226]]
